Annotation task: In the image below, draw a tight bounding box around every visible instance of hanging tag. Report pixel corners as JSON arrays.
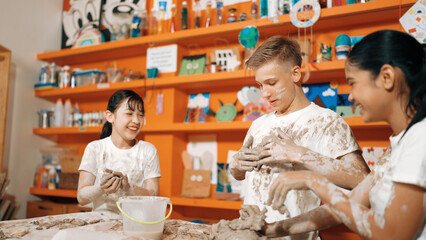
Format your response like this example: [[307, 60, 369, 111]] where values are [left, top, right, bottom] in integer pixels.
[[156, 93, 164, 115]]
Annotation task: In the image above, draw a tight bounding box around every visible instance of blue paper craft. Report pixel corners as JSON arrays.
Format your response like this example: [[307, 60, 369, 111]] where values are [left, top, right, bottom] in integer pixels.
[[185, 93, 210, 123], [303, 83, 337, 111], [216, 163, 232, 193], [336, 94, 360, 117]]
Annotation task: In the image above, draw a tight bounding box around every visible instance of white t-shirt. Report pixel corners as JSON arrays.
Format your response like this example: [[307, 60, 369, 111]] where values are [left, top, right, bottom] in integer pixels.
[[370, 118, 426, 239], [242, 103, 360, 237], [79, 136, 161, 213]]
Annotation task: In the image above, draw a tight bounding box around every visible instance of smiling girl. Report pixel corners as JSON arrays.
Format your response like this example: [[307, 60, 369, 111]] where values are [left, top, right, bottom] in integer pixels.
[[267, 30, 426, 239], [77, 89, 161, 213]]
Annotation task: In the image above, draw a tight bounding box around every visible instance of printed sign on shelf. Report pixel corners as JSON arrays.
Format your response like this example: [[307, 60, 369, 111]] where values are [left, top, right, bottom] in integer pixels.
[[147, 44, 178, 73]]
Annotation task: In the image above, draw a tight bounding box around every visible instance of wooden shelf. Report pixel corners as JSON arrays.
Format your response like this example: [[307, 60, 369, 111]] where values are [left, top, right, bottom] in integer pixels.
[[33, 116, 389, 137], [171, 196, 243, 210], [36, 0, 416, 66], [29, 187, 77, 198], [33, 126, 102, 135], [343, 116, 389, 128], [34, 61, 345, 103]]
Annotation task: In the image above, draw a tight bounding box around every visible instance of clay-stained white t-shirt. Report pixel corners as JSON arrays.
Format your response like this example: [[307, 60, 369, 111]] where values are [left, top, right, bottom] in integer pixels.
[[79, 136, 161, 213], [242, 103, 360, 230], [370, 118, 426, 239]]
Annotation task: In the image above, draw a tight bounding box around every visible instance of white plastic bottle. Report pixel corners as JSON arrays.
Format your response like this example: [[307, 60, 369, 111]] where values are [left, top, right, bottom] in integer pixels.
[[64, 99, 72, 127], [53, 98, 64, 127]]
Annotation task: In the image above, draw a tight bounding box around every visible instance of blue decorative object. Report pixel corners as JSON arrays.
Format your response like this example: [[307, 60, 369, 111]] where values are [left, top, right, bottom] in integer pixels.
[[335, 34, 351, 60], [238, 26, 259, 49]]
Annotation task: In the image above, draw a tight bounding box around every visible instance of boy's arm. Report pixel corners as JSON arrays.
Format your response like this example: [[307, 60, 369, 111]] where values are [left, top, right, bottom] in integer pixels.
[[259, 129, 369, 189]]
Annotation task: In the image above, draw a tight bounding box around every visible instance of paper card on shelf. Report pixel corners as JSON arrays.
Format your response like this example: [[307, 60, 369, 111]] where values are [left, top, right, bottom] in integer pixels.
[[227, 150, 243, 194], [399, 0, 426, 43], [181, 169, 211, 198], [147, 44, 179, 73], [185, 93, 210, 123], [187, 134, 217, 184]]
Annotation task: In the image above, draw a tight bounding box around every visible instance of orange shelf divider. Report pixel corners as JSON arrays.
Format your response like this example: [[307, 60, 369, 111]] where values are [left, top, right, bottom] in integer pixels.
[[30, 187, 77, 198]]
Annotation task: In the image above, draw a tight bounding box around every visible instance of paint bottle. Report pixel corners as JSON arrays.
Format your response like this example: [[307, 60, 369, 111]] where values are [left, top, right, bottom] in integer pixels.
[[194, 0, 201, 28], [181, 1, 188, 30], [130, 10, 142, 38], [216, 0, 224, 25], [140, 9, 148, 36], [149, 8, 158, 35], [206, 0, 212, 27], [227, 8, 237, 23], [251, 0, 259, 20], [260, 0, 268, 18], [158, 1, 167, 34]]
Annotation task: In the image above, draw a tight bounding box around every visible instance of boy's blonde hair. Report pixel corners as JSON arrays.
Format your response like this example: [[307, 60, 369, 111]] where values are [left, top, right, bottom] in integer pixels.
[[246, 36, 302, 69]]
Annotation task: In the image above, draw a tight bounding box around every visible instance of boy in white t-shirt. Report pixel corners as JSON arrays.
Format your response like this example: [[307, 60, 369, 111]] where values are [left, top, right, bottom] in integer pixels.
[[230, 36, 369, 239], [78, 90, 161, 213]]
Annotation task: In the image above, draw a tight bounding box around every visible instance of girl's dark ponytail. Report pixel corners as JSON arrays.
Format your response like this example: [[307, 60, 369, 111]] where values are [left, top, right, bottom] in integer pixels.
[[405, 44, 426, 133], [100, 121, 112, 139]]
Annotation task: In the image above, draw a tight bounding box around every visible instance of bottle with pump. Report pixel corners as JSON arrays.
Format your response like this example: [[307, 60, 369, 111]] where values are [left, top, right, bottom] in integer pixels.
[[54, 98, 63, 127], [181, 1, 188, 30], [216, 0, 224, 25], [194, 0, 201, 28]]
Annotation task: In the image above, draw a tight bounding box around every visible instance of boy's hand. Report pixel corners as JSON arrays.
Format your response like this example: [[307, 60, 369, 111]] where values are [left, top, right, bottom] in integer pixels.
[[231, 136, 261, 172], [258, 128, 306, 166]]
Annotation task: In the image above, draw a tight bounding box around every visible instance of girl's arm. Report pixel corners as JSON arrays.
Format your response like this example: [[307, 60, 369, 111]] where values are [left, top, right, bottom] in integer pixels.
[[262, 172, 374, 237], [130, 177, 159, 196], [269, 171, 424, 239], [77, 170, 104, 205]]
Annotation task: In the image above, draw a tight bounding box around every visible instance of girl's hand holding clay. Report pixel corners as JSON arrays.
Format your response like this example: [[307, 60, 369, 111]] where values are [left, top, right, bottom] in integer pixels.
[[100, 168, 125, 194]]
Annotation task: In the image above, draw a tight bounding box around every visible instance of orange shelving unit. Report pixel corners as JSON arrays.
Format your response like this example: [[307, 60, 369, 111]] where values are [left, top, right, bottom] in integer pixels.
[[31, 0, 404, 233]]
